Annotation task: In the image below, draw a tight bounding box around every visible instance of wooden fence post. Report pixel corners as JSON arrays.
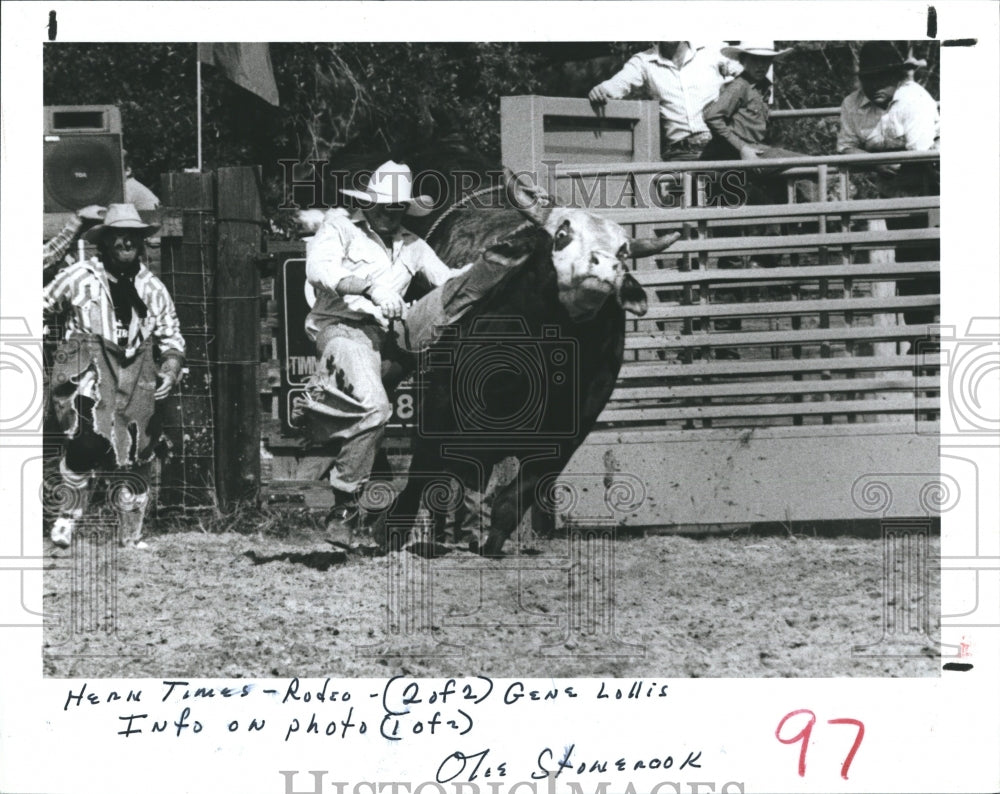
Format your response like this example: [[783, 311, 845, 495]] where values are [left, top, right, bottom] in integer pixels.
[[215, 166, 263, 511], [158, 171, 217, 510]]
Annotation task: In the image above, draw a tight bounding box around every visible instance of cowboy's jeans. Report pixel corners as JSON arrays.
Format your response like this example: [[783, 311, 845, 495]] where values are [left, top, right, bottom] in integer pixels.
[[398, 252, 518, 352], [299, 253, 522, 494], [298, 322, 392, 494]]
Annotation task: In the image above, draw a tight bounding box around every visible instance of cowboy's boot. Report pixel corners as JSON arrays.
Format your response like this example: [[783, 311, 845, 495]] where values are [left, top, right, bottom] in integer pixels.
[[116, 489, 150, 549], [325, 489, 361, 550]]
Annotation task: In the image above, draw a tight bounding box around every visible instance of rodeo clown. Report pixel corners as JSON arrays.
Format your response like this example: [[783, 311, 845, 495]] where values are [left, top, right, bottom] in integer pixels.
[[43, 203, 185, 550]]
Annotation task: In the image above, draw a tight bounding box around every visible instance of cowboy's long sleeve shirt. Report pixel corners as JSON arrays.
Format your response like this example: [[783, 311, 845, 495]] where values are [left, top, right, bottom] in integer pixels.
[[304, 208, 456, 339]]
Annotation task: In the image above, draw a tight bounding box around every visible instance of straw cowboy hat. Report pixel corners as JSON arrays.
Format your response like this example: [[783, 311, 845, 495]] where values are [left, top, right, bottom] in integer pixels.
[[340, 160, 433, 217], [855, 41, 910, 76], [722, 41, 794, 60], [83, 203, 160, 243]]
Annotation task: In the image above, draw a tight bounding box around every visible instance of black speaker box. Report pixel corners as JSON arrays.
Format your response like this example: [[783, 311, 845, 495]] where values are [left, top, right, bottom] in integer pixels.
[[43, 105, 124, 213]]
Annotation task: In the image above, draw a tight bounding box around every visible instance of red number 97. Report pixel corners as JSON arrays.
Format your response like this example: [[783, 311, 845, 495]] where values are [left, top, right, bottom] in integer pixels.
[[776, 709, 865, 780]]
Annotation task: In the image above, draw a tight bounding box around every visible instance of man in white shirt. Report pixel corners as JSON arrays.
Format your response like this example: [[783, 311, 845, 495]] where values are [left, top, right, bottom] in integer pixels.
[[836, 42, 940, 334], [837, 44, 939, 158], [296, 161, 471, 544], [588, 42, 740, 160]]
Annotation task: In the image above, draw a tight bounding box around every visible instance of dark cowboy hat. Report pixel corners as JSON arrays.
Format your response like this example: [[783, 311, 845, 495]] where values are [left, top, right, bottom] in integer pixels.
[[856, 41, 909, 76]]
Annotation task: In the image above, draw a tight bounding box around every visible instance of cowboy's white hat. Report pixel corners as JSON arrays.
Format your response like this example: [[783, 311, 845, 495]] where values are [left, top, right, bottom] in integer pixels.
[[83, 203, 160, 243], [722, 41, 794, 60], [340, 160, 433, 217]]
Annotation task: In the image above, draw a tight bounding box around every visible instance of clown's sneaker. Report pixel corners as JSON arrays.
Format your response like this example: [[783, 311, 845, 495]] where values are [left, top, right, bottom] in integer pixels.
[[50, 517, 75, 548]]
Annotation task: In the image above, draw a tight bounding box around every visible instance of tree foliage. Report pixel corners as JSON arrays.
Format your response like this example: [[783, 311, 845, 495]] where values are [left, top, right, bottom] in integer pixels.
[[44, 41, 939, 212]]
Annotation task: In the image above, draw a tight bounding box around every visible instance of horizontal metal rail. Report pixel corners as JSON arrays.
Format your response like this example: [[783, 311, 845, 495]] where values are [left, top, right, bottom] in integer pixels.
[[769, 107, 842, 119], [635, 260, 939, 287], [599, 396, 939, 423], [586, 420, 939, 444], [645, 227, 938, 256], [556, 149, 940, 177], [608, 196, 939, 226], [611, 376, 939, 401], [698, 211, 927, 229], [768, 105, 937, 120], [618, 354, 942, 380], [625, 323, 935, 351], [641, 295, 938, 321]]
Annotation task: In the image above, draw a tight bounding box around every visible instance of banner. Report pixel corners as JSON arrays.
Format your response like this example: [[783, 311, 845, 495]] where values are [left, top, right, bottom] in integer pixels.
[[197, 43, 280, 106]]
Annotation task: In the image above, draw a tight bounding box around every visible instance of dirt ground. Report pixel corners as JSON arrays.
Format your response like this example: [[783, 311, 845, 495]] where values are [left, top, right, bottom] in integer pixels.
[[42, 520, 941, 679]]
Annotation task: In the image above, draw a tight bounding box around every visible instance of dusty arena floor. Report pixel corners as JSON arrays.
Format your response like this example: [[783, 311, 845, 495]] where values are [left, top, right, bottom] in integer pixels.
[[42, 522, 941, 679]]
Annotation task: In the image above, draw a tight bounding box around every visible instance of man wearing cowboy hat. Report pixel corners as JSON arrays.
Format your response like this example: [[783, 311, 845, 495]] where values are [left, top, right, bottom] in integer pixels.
[[837, 41, 939, 157], [837, 41, 940, 336], [295, 160, 473, 546], [697, 42, 802, 353], [589, 42, 741, 160], [43, 203, 185, 550], [701, 42, 798, 163]]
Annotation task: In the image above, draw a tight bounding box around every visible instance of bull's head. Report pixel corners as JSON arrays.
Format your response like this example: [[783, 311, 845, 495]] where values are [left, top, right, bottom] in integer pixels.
[[505, 172, 681, 321]]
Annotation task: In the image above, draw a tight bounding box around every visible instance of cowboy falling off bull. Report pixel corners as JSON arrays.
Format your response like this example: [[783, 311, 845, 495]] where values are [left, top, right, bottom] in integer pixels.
[[291, 160, 548, 550], [291, 158, 679, 555]]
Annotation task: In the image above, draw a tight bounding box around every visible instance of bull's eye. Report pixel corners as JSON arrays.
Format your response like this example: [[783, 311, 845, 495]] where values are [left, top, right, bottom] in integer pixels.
[[553, 219, 573, 251], [618, 243, 629, 260]]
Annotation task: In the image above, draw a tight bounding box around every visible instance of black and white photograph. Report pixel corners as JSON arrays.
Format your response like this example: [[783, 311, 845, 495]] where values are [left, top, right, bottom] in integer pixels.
[[2, 3, 998, 794]]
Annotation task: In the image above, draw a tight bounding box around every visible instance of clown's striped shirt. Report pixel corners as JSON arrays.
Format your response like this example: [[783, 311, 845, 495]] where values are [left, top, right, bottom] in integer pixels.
[[43, 258, 185, 361], [43, 215, 83, 269]]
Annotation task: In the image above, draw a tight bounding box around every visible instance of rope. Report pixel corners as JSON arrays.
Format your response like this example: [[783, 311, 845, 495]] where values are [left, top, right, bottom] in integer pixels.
[[425, 184, 506, 242], [389, 317, 412, 351]]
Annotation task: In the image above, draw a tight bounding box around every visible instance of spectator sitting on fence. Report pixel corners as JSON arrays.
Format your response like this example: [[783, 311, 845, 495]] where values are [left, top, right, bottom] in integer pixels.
[[837, 41, 939, 161], [43, 203, 186, 550], [701, 42, 803, 168], [701, 41, 805, 251], [588, 42, 740, 160], [837, 41, 940, 342], [698, 42, 803, 356]]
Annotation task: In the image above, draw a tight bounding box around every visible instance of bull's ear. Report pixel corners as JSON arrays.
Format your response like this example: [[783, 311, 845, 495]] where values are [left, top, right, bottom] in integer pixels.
[[618, 272, 648, 316], [503, 168, 553, 227]]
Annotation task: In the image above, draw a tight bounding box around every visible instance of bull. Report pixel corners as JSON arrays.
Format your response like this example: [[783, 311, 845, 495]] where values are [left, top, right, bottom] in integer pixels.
[[374, 162, 680, 556]]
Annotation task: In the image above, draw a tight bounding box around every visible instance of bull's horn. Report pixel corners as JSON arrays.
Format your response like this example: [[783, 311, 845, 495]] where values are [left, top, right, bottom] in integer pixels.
[[503, 167, 553, 226], [630, 231, 682, 258]]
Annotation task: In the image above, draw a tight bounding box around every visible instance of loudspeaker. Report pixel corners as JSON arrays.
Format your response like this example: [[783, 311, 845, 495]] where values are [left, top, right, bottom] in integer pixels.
[[44, 105, 124, 213]]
